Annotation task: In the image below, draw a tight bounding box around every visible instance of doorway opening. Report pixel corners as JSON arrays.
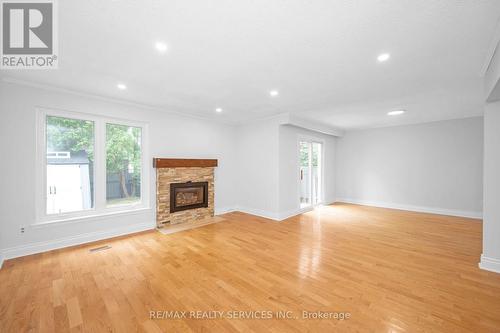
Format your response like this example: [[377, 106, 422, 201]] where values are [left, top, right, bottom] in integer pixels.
[[299, 140, 323, 209]]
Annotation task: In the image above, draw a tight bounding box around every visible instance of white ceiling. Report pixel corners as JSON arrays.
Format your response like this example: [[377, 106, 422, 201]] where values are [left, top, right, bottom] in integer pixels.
[[2, 0, 500, 129]]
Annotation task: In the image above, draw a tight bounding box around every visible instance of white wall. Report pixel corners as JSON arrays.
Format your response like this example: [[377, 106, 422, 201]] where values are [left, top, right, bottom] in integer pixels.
[[0, 81, 237, 259], [480, 30, 500, 273], [235, 118, 280, 219], [335, 117, 484, 218], [485, 39, 500, 101], [234, 119, 339, 221], [278, 125, 336, 219], [480, 101, 500, 273], [0, 228, 3, 268]]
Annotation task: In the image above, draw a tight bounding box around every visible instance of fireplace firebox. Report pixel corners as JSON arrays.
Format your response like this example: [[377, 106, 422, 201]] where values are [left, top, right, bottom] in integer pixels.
[[170, 181, 209, 213]]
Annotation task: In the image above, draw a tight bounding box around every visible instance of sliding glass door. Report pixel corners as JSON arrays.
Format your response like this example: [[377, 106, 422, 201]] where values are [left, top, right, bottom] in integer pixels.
[[299, 140, 323, 208], [299, 142, 311, 208]]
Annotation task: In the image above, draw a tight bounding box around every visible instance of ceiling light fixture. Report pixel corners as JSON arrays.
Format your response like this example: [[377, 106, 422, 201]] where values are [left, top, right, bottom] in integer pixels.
[[387, 110, 405, 116], [269, 90, 279, 97], [215, 108, 223, 113], [155, 41, 168, 53], [377, 53, 390, 62], [117, 83, 127, 90]]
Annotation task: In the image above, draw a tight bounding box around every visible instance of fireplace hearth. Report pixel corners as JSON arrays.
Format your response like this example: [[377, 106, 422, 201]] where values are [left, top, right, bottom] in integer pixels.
[[170, 181, 208, 213]]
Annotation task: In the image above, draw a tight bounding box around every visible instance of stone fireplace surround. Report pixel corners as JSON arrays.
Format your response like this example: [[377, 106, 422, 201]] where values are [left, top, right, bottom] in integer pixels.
[[154, 158, 217, 228]]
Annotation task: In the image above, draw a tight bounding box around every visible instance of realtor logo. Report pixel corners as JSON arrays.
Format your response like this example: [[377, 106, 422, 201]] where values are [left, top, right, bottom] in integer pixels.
[[1, 0, 58, 69]]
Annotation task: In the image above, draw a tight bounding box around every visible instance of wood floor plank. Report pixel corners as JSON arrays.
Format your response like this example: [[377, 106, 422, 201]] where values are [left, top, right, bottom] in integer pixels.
[[1, 203, 500, 332], [66, 297, 83, 328]]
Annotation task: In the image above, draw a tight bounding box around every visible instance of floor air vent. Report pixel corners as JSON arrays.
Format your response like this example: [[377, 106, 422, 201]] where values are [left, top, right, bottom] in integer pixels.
[[89, 245, 111, 252]]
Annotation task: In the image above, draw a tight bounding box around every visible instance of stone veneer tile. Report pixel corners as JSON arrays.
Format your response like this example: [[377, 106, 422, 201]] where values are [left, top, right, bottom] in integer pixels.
[[156, 167, 215, 227]]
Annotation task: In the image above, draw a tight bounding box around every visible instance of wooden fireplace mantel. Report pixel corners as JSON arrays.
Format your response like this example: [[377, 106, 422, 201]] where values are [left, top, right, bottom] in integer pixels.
[[153, 158, 218, 168]]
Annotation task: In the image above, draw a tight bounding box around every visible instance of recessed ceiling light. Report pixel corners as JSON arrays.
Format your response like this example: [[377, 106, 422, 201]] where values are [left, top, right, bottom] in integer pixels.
[[269, 90, 279, 97], [377, 53, 391, 62], [117, 83, 127, 90], [155, 41, 168, 53], [387, 110, 405, 116], [215, 108, 222, 113]]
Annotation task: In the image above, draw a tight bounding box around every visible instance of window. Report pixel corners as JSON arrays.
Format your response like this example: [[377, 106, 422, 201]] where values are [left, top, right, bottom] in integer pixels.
[[106, 123, 142, 207], [46, 116, 95, 214], [36, 109, 148, 223]]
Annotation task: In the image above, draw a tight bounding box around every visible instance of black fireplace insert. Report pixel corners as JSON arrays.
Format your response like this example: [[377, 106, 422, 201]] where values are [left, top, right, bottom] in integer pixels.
[[170, 181, 208, 213]]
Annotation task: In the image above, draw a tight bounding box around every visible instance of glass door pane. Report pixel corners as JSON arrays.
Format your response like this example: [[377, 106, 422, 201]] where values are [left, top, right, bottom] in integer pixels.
[[300, 141, 311, 208], [311, 142, 322, 205]]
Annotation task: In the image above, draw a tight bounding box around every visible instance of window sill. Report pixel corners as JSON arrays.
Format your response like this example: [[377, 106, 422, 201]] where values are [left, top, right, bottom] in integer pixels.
[[32, 207, 152, 228]]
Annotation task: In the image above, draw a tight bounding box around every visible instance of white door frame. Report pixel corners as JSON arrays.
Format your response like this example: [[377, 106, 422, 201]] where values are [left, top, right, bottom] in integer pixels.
[[297, 135, 325, 210]]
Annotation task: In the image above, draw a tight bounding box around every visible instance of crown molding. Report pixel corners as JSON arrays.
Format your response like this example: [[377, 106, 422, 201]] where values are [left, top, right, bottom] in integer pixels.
[[1, 77, 235, 125]]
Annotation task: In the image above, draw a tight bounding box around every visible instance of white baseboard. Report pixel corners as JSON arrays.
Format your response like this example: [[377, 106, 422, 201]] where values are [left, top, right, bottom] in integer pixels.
[[479, 255, 500, 274], [0, 251, 4, 270], [335, 198, 483, 219], [1, 221, 154, 261], [322, 200, 337, 206], [233, 206, 316, 222], [277, 206, 314, 221], [226, 202, 329, 221], [234, 207, 281, 221], [214, 207, 237, 215]]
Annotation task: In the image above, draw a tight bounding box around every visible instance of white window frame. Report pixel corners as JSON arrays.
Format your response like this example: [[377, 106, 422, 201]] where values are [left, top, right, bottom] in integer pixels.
[[35, 107, 150, 225]]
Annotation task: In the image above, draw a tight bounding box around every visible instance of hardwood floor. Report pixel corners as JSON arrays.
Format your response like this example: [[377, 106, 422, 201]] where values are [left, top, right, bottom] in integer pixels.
[[1, 203, 500, 332]]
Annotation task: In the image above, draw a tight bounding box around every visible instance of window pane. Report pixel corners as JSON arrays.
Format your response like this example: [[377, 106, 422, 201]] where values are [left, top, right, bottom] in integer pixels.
[[106, 123, 142, 206], [46, 116, 95, 214]]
